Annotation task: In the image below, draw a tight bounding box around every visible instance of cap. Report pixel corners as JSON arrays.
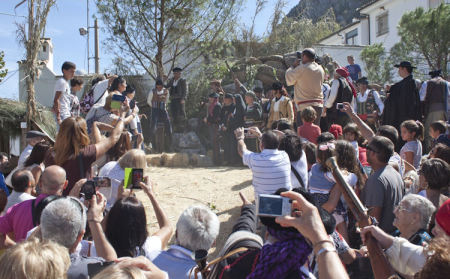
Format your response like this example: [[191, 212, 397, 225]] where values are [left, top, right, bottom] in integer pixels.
[[172, 67, 182, 72], [245, 91, 257, 99], [26, 130, 47, 139], [329, 124, 343, 139], [302, 48, 316, 58], [356, 77, 369, 85], [224, 93, 234, 99], [209, 92, 219, 98], [435, 199, 450, 236], [336, 67, 350, 78], [272, 82, 283, 91], [429, 69, 442, 78], [394, 61, 416, 68]]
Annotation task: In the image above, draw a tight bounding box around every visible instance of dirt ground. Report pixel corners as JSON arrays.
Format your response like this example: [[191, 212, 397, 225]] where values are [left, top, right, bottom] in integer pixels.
[[135, 166, 254, 258]]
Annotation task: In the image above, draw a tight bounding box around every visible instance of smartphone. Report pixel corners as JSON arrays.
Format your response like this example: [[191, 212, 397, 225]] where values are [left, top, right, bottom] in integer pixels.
[[87, 262, 115, 277], [257, 194, 292, 217], [111, 94, 126, 110], [124, 168, 143, 189], [80, 180, 96, 200], [336, 103, 344, 110], [93, 177, 111, 188]]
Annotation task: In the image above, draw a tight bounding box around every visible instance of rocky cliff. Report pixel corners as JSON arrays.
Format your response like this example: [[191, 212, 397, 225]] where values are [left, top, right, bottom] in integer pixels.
[[287, 0, 372, 26]]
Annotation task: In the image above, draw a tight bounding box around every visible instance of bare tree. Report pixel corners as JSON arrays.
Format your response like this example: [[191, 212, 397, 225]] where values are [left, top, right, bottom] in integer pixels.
[[96, 0, 240, 79], [16, 0, 56, 125], [245, 0, 267, 58]]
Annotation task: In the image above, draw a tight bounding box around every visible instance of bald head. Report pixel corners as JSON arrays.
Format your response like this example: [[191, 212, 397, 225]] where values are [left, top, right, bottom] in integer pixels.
[[11, 170, 35, 193], [40, 166, 67, 195]]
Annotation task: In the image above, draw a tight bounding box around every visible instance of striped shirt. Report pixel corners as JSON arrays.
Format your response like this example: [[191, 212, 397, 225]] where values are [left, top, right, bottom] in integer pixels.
[[243, 149, 292, 199]]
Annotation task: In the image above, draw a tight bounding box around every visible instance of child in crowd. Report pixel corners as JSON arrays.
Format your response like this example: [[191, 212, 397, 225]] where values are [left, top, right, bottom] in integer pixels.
[[302, 141, 317, 172], [400, 120, 424, 170], [343, 123, 361, 159], [430, 120, 450, 148], [308, 140, 359, 242], [329, 124, 343, 140], [69, 78, 84, 118], [298, 106, 321, 144]]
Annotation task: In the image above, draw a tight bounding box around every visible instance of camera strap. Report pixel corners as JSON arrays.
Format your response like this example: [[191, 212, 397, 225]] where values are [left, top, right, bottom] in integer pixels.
[[291, 165, 305, 189]]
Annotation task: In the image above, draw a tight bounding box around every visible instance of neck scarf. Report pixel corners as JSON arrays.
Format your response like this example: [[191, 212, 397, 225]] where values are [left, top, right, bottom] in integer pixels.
[[246, 228, 312, 279], [208, 98, 218, 117], [336, 67, 357, 98]]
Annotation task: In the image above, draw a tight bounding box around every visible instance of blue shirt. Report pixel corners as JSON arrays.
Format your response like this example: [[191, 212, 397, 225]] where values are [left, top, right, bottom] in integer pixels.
[[0, 173, 10, 196], [308, 164, 335, 193], [346, 64, 361, 81], [148, 245, 199, 279]]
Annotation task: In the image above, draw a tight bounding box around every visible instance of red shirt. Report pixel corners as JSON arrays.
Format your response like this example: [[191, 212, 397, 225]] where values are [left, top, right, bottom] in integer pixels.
[[359, 146, 369, 166], [298, 122, 321, 144]]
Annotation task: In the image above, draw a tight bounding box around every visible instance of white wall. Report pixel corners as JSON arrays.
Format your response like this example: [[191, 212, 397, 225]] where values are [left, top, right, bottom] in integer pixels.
[[313, 44, 367, 76]]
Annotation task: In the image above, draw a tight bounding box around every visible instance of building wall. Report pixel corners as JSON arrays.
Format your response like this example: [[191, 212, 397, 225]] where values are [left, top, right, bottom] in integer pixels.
[[313, 44, 367, 76]]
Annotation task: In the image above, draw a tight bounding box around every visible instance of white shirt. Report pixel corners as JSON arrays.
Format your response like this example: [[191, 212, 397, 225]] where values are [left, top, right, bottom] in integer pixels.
[[3, 191, 34, 214], [273, 96, 286, 112], [243, 149, 292, 200], [54, 78, 71, 120], [93, 79, 110, 106], [290, 151, 309, 190], [18, 144, 33, 167], [354, 89, 385, 115], [98, 161, 124, 209]]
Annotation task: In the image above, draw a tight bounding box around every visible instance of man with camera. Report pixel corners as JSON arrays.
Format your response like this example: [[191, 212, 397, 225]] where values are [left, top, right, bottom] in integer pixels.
[[285, 48, 325, 127]]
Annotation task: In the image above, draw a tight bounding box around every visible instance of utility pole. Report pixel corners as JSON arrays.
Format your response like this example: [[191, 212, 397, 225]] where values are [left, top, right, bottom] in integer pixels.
[[87, 0, 90, 74], [94, 18, 100, 74]]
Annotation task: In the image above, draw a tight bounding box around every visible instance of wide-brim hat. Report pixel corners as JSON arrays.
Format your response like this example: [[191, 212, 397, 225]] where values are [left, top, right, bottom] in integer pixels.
[[394, 61, 416, 68], [209, 92, 219, 98], [245, 91, 257, 99], [224, 93, 234, 99], [429, 69, 442, 77], [356, 77, 369, 85], [302, 48, 316, 58], [26, 130, 47, 139], [172, 67, 182, 72]]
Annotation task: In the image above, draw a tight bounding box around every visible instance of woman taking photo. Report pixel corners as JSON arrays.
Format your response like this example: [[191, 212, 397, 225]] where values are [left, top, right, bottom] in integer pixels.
[[45, 116, 124, 195]]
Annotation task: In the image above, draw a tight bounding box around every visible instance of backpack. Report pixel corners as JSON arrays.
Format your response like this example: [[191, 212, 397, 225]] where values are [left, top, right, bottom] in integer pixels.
[[80, 83, 107, 116]]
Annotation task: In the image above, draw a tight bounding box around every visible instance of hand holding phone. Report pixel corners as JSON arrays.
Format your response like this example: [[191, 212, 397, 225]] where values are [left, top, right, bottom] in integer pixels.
[[124, 168, 144, 189], [111, 94, 126, 110], [336, 103, 344, 110], [257, 194, 292, 217], [80, 180, 96, 200]]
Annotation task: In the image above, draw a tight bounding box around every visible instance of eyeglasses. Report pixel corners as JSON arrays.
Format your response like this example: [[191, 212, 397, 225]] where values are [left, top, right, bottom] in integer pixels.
[[366, 146, 378, 153]]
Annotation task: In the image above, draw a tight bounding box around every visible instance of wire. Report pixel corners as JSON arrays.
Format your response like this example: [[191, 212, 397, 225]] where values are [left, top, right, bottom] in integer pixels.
[[0, 69, 19, 86], [0, 12, 26, 18]]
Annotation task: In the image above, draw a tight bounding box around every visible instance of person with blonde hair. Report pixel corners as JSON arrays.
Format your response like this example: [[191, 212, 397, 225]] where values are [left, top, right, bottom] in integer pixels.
[[0, 237, 70, 279], [98, 149, 147, 208], [45, 116, 124, 195], [93, 257, 168, 279]]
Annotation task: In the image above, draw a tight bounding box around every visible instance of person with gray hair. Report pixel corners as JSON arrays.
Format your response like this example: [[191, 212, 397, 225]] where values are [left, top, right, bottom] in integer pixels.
[[148, 205, 220, 279], [40, 193, 117, 279], [0, 165, 67, 248], [393, 194, 436, 245]]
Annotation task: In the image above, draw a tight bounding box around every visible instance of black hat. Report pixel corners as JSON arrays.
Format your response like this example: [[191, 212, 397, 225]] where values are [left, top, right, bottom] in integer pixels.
[[272, 81, 283, 91], [172, 67, 182, 72], [302, 48, 316, 58], [429, 69, 442, 78], [155, 78, 164, 86], [26, 130, 47, 139], [224, 93, 233, 99], [245, 91, 257, 99], [356, 77, 369, 85], [394, 61, 416, 68], [209, 92, 219, 98]]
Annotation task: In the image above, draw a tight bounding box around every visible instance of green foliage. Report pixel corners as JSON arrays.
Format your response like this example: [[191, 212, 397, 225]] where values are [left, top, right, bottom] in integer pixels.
[[0, 51, 7, 82], [360, 43, 391, 84], [396, 3, 450, 75]]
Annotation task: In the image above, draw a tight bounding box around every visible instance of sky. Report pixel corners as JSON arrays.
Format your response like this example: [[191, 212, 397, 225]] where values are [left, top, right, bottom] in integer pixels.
[[0, 0, 297, 101]]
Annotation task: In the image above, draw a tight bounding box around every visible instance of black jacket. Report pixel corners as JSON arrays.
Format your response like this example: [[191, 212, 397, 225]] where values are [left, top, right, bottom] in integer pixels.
[[382, 75, 421, 130], [166, 78, 188, 100]]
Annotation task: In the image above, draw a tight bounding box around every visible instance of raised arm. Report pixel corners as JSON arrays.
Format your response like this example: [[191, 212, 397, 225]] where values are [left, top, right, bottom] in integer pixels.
[[234, 128, 248, 157], [87, 193, 117, 261], [342, 102, 375, 141], [95, 117, 124, 158], [139, 177, 173, 248]]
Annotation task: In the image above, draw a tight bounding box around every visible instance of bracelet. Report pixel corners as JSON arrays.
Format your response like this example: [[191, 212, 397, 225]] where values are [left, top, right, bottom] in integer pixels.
[[316, 246, 337, 257], [313, 239, 334, 250]]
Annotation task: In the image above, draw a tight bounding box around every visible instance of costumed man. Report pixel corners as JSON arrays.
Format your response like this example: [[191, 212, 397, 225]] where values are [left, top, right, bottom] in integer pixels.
[[382, 61, 421, 146], [420, 69, 449, 152], [147, 79, 173, 152], [204, 93, 222, 165], [166, 67, 188, 133], [355, 77, 385, 131], [220, 93, 239, 165], [323, 67, 356, 129]]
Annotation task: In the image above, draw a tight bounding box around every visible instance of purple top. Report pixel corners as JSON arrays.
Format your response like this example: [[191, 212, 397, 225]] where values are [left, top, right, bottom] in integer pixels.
[[0, 194, 48, 242]]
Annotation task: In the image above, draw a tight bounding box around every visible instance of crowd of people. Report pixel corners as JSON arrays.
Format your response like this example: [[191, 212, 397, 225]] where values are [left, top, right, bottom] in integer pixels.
[[0, 46, 449, 279]]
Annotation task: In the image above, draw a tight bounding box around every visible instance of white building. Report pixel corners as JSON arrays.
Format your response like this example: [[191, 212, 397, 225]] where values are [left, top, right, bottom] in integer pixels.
[[317, 0, 449, 76]]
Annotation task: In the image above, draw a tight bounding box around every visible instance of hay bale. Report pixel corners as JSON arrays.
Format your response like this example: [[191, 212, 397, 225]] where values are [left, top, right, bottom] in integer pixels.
[[170, 153, 190, 167], [160, 153, 169, 166], [146, 154, 162, 167]]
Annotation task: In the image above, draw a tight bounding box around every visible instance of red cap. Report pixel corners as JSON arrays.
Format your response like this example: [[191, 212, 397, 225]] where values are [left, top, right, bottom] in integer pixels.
[[336, 67, 349, 78], [435, 199, 450, 236], [329, 124, 343, 140]]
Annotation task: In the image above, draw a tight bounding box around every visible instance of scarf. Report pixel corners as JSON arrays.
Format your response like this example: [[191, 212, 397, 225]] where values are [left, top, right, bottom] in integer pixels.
[[208, 98, 218, 117], [246, 228, 312, 279]]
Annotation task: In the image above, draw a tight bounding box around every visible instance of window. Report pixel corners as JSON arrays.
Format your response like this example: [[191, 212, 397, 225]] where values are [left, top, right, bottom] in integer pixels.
[[345, 29, 358, 45], [42, 45, 47, 52], [376, 12, 389, 36]]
